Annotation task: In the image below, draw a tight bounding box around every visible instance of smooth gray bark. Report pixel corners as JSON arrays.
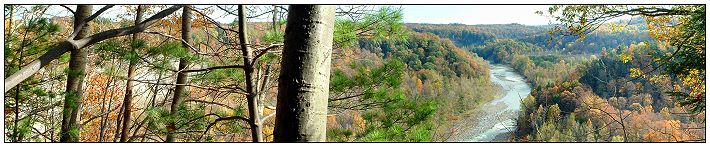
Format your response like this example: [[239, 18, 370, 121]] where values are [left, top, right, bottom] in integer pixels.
[[60, 5, 92, 142], [274, 5, 335, 142]]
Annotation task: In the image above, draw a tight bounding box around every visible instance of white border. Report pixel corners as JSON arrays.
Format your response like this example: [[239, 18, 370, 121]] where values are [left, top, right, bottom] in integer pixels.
[[0, 0, 708, 5], [1, 0, 708, 147]]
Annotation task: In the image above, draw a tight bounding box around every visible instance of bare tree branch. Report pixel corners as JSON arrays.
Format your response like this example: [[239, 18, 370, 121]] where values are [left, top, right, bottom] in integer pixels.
[[58, 5, 75, 15]]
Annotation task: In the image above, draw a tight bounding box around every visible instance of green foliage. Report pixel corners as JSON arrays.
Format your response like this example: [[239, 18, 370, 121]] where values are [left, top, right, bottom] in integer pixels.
[[10, 117, 34, 141], [193, 60, 245, 86], [145, 106, 170, 132], [410, 20, 652, 55], [130, 39, 146, 49], [327, 128, 354, 142], [529, 55, 560, 67], [30, 87, 47, 97], [330, 59, 405, 110], [359, 99, 436, 142], [261, 30, 284, 44], [334, 6, 407, 48], [147, 42, 193, 60], [471, 39, 541, 64], [579, 43, 673, 110], [63, 91, 79, 116], [145, 103, 211, 141], [63, 68, 86, 78], [662, 6, 706, 113], [94, 39, 145, 62], [258, 52, 279, 63], [67, 126, 80, 140], [408, 24, 496, 47], [329, 59, 436, 142], [58, 53, 71, 63], [534, 121, 560, 142], [334, 19, 358, 47], [95, 41, 121, 58], [516, 95, 536, 135], [3, 22, 59, 139], [4, 16, 62, 76], [360, 31, 489, 79]]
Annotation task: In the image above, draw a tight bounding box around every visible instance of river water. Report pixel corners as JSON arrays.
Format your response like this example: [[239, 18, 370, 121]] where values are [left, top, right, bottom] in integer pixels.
[[447, 64, 532, 142]]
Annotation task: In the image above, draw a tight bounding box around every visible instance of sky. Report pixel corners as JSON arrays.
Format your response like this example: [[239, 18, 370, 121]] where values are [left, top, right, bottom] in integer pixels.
[[26, 5, 556, 26], [173, 5, 556, 25], [399, 5, 553, 25]]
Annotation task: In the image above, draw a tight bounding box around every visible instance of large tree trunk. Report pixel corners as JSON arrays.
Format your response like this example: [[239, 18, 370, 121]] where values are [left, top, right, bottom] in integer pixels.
[[119, 5, 144, 142], [166, 5, 192, 142], [237, 5, 263, 142], [60, 5, 92, 142], [273, 5, 335, 142]]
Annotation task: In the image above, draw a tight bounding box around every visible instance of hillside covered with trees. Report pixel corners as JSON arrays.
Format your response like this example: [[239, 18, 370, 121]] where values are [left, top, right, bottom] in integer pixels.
[[408, 5, 705, 142]]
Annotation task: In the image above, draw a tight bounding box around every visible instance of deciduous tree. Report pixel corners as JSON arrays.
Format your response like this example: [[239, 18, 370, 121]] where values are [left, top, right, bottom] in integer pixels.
[[274, 5, 336, 142]]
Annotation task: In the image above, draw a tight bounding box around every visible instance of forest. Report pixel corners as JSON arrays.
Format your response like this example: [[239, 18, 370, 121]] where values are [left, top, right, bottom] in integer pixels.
[[409, 5, 706, 142], [2, 5, 706, 142]]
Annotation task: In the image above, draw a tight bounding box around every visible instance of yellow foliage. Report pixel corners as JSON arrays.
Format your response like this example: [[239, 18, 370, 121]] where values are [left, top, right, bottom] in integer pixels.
[[629, 68, 643, 78], [619, 53, 632, 63]]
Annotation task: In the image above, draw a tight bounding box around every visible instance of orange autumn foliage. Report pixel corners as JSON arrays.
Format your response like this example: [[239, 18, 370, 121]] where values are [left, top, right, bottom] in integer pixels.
[[79, 71, 126, 142]]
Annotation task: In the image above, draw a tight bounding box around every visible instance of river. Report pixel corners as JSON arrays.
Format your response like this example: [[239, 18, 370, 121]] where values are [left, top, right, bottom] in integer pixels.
[[447, 64, 532, 142]]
